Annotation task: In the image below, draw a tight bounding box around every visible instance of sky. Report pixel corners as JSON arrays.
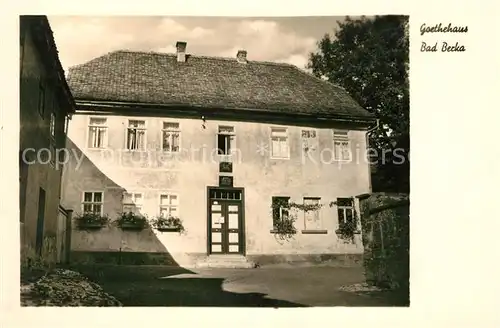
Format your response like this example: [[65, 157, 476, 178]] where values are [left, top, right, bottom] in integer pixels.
[[48, 16, 350, 73]]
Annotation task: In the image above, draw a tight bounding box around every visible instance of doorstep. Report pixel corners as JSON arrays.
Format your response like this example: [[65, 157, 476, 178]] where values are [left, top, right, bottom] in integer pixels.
[[195, 254, 256, 269]]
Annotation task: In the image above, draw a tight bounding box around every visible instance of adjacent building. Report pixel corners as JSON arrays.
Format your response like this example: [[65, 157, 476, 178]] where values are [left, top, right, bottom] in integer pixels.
[[61, 42, 376, 267], [20, 15, 76, 264]]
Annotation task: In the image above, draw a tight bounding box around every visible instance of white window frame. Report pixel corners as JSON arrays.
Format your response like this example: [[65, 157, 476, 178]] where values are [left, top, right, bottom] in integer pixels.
[[333, 130, 351, 161], [159, 193, 180, 218], [122, 192, 143, 214], [87, 116, 108, 149], [126, 119, 147, 151], [161, 121, 181, 152], [272, 196, 290, 230], [82, 191, 104, 215], [336, 198, 356, 229], [270, 127, 290, 159], [216, 125, 236, 161], [303, 197, 321, 230]]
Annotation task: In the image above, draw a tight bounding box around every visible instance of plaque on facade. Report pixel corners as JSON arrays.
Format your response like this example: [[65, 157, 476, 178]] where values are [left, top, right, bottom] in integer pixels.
[[219, 161, 233, 173], [219, 175, 233, 187]]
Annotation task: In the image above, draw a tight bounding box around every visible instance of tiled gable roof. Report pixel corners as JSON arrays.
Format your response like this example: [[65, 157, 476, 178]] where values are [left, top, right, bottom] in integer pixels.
[[67, 50, 374, 120]]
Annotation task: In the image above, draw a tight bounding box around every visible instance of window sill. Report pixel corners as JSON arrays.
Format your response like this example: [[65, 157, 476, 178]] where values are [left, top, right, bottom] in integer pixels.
[[270, 230, 296, 234], [301, 229, 328, 234]]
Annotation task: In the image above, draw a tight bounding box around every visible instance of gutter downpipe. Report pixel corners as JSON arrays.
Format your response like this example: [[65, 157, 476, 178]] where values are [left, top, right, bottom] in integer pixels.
[[365, 118, 380, 193]]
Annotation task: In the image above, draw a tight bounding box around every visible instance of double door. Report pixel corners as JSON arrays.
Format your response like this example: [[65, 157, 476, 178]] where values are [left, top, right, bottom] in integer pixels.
[[208, 192, 244, 254]]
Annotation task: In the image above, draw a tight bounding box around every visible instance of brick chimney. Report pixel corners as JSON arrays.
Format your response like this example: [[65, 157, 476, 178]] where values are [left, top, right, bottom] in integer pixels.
[[236, 50, 247, 63], [176, 41, 187, 62]]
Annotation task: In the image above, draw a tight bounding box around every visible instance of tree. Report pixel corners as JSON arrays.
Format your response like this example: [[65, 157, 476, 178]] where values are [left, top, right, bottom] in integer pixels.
[[308, 15, 409, 193]]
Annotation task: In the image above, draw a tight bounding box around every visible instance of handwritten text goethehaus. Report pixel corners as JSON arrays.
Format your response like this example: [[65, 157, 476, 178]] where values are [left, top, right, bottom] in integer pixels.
[[420, 23, 468, 52]]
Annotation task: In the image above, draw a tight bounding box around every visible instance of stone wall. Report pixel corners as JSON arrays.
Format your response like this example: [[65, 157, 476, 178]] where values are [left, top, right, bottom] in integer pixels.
[[358, 192, 409, 291]]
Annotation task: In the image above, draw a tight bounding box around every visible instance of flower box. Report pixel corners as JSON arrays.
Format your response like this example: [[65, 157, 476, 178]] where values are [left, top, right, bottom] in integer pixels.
[[74, 213, 110, 231], [117, 212, 149, 231], [150, 216, 185, 233]]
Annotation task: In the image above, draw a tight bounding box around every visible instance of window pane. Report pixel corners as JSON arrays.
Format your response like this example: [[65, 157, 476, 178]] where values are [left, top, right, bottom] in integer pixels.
[[170, 207, 178, 217], [84, 192, 93, 202], [137, 131, 145, 149], [93, 204, 102, 213], [83, 204, 92, 212], [90, 118, 106, 126], [218, 126, 234, 134], [160, 195, 169, 205], [97, 128, 106, 147], [271, 138, 280, 157], [217, 135, 227, 155], [163, 132, 171, 150], [346, 209, 353, 224], [169, 195, 178, 205], [88, 127, 97, 148], [134, 194, 142, 204], [271, 128, 287, 137], [172, 133, 180, 151], [127, 130, 136, 149], [94, 193, 102, 203], [164, 122, 179, 130], [129, 120, 145, 128], [279, 140, 288, 157], [123, 193, 133, 204], [338, 208, 345, 224], [160, 208, 169, 217], [337, 198, 353, 207]]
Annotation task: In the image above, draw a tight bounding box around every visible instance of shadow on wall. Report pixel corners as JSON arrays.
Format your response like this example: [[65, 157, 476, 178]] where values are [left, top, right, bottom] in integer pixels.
[[73, 265, 305, 307], [62, 137, 185, 266]]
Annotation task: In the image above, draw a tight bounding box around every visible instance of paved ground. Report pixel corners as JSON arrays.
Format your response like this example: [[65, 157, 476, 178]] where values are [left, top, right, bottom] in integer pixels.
[[70, 264, 406, 307]]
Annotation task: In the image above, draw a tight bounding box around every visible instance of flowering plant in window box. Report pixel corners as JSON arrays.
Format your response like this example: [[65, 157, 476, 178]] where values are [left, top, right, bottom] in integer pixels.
[[117, 212, 149, 231], [335, 219, 360, 241], [74, 212, 110, 230], [149, 215, 185, 233]]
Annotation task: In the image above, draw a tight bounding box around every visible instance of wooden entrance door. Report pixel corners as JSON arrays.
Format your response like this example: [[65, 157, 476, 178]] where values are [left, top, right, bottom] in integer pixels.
[[208, 188, 244, 255]]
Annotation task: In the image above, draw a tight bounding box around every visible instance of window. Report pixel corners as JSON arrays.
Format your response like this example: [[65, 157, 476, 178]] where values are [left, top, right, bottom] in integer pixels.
[[333, 130, 351, 161], [64, 115, 70, 134], [301, 129, 317, 151], [49, 143, 56, 167], [38, 81, 45, 118], [88, 117, 108, 148], [159, 194, 179, 218], [270, 128, 289, 159], [272, 196, 290, 230], [337, 198, 356, 230], [122, 192, 143, 214], [49, 112, 56, 167], [217, 126, 235, 156], [49, 113, 56, 139], [304, 197, 321, 230], [162, 122, 180, 152], [127, 120, 146, 150], [82, 192, 103, 214]]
